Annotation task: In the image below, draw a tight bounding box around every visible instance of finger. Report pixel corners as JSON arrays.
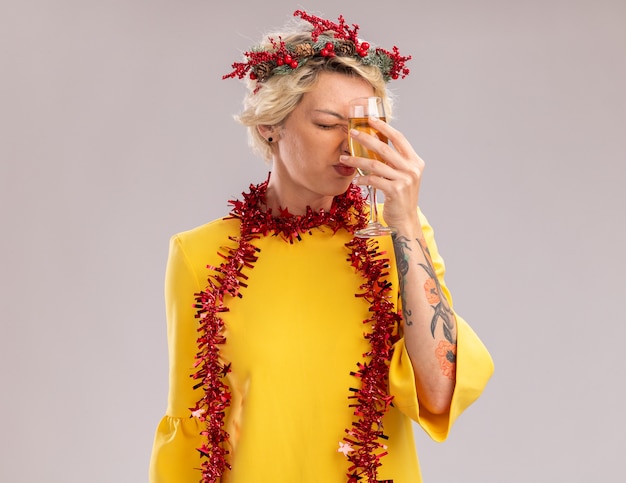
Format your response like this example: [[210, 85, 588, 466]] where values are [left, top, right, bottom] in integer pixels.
[[348, 128, 401, 168], [367, 117, 421, 162], [353, 173, 404, 197], [354, 170, 417, 195], [340, 154, 400, 179]]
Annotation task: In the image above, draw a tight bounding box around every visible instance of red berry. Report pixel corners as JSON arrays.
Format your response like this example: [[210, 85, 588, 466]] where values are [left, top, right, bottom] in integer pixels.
[[277, 57, 284, 66], [284, 54, 292, 64], [290, 60, 298, 68], [321, 48, 328, 56], [360, 42, 370, 51], [358, 50, 367, 57], [249, 72, 257, 80], [325, 42, 334, 51]]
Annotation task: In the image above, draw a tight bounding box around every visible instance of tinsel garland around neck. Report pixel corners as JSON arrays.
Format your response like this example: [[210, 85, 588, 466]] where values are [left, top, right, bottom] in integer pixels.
[[189, 178, 402, 483]]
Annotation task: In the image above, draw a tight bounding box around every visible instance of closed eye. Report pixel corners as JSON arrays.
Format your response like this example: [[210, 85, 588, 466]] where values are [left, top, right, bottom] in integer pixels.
[[317, 123, 349, 133]]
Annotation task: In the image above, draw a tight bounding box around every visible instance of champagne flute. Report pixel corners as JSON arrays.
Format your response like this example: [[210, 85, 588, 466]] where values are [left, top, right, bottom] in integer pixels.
[[348, 96, 395, 237]]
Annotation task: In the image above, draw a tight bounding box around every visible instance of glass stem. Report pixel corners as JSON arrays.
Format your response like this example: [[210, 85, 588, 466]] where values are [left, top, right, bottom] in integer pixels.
[[368, 186, 379, 225]]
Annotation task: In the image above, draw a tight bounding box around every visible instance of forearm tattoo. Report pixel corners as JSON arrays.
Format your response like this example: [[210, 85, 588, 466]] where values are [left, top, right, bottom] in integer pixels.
[[392, 235, 414, 326], [393, 234, 458, 379]]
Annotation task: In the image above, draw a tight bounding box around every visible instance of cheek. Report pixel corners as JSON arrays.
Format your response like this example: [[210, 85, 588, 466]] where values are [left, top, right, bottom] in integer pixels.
[[277, 136, 300, 162], [279, 129, 313, 161]]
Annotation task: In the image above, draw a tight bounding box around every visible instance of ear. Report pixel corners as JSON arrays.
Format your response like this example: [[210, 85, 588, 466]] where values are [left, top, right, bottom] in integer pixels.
[[257, 125, 273, 138]]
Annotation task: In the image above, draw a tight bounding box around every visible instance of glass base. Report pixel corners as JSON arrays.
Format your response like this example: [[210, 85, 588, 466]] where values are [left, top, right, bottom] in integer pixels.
[[354, 222, 396, 238]]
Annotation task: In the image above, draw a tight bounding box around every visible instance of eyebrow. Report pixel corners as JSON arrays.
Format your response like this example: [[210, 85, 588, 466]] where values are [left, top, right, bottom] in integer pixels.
[[313, 109, 346, 121]]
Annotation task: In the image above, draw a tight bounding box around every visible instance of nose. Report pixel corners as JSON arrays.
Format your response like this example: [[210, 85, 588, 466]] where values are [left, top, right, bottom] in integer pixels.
[[341, 125, 350, 154], [341, 135, 351, 155]]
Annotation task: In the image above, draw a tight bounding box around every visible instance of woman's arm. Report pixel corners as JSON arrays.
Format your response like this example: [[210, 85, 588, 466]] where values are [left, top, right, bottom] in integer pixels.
[[341, 117, 458, 414], [391, 223, 457, 415]]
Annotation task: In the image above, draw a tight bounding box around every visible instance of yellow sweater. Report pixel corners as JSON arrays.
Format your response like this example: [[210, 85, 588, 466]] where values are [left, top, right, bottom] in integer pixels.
[[150, 209, 493, 482]]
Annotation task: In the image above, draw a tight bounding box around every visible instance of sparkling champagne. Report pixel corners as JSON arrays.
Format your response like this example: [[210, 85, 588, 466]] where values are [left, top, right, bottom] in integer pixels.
[[348, 96, 393, 237], [348, 116, 388, 175]]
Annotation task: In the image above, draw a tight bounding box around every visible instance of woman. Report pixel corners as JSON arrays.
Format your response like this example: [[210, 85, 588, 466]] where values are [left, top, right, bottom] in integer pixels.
[[150, 10, 493, 483]]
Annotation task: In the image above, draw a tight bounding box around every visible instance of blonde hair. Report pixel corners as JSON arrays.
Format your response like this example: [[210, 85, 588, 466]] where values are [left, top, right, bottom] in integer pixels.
[[235, 30, 394, 162]]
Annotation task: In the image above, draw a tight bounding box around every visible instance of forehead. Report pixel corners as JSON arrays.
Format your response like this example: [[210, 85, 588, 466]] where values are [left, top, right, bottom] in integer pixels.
[[301, 72, 375, 111]]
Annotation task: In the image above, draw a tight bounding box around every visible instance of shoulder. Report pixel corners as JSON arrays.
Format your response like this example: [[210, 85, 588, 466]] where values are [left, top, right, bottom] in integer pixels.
[[170, 216, 241, 265], [176, 216, 240, 243]]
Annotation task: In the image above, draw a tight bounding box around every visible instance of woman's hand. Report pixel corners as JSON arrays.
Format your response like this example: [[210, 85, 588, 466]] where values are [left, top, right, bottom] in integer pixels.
[[340, 117, 425, 235]]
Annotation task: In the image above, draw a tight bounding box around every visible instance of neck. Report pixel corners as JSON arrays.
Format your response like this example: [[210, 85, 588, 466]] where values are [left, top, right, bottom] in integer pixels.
[[265, 175, 335, 215]]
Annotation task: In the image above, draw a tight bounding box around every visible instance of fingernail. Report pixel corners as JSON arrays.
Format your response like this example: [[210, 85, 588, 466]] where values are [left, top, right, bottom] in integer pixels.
[[349, 129, 359, 136], [340, 155, 349, 162]]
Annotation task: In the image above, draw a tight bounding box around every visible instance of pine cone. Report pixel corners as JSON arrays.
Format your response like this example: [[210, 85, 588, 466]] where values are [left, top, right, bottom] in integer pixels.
[[254, 62, 273, 81], [335, 41, 356, 57], [293, 43, 315, 58]]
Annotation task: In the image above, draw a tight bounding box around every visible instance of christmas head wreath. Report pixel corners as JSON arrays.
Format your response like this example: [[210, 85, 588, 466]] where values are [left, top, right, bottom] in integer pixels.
[[223, 10, 411, 85]]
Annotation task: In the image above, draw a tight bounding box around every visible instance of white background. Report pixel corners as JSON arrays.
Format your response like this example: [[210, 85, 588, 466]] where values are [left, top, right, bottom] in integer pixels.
[[2, 1, 625, 481]]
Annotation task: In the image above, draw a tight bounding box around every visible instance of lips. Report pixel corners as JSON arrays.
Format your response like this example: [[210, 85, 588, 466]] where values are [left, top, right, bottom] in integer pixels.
[[333, 163, 356, 177]]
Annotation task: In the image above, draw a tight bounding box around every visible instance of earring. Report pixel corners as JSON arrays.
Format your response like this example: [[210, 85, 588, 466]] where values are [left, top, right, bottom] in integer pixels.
[[267, 137, 273, 143]]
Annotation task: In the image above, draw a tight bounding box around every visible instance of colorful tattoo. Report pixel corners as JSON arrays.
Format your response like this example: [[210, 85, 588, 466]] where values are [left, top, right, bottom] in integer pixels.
[[435, 340, 457, 380], [414, 237, 456, 345], [423, 277, 440, 304], [393, 234, 458, 378]]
